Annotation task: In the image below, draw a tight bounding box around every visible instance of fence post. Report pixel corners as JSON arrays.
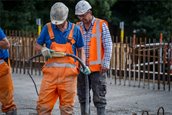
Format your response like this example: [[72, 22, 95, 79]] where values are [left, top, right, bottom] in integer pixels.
[[132, 30, 136, 87], [36, 18, 42, 36], [169, 40, 172, 74], [120, 21, 124, 43], [159, 32, 163, 72], [168, 38, 172, 91]]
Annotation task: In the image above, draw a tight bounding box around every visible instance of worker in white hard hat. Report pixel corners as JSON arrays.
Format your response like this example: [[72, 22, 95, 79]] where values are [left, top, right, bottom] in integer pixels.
[[75, 0, 112, 115], [35, 2, 90, 115]]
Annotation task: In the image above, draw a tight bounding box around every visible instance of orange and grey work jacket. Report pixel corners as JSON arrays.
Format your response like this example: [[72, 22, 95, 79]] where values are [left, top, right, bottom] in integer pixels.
[[77, 18, 108, 72], [44, 22, 79, 75]]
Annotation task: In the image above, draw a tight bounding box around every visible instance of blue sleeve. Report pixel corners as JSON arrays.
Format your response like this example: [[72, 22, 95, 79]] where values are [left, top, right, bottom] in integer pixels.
[[0, 28, 6, 40], [36, 25, 49, 46], [0, 28, 9, 59], [73, 25, 84, 48]]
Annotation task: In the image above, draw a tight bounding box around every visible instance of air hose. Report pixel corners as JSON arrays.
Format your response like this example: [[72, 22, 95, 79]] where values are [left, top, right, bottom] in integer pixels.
[[28, 52, 90, 114], [27, 52, 87, 96], [27, 53, 42, 96]]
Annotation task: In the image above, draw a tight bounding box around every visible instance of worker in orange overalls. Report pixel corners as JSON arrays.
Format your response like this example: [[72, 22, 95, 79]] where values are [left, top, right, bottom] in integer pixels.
[[0, 27, 17, 115], [75, 0, 113, 115], [35, 2, 90, 115]]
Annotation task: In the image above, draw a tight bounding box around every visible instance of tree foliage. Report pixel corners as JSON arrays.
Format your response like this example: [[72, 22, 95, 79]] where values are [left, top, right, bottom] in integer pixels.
[[131, 0, 172, 40], [0, 0, 37, 31], [0, 0, 171, 40], [111, 0, 172, 40], [87, 0, 117, 21]]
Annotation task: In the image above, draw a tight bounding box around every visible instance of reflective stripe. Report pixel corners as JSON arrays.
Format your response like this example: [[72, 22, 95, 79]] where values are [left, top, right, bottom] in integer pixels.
[[0, 60, 4, 64], [45, 62, 76, 68], [90, 19, 101, 65], [68, 24, 75, 39]]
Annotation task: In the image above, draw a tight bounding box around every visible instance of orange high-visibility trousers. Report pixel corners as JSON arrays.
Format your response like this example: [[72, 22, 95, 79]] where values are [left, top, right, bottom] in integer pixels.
[[37, 67, 77, 115], [0, 61, 16, 112]]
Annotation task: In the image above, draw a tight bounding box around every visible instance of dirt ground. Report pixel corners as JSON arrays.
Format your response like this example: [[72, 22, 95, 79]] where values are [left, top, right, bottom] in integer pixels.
[[0, 73, 172, 115]]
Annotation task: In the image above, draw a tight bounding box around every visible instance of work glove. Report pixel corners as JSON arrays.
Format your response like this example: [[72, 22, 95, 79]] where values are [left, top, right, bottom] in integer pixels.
[[80, 66, 91, 75], [41, 47, 54, 59]]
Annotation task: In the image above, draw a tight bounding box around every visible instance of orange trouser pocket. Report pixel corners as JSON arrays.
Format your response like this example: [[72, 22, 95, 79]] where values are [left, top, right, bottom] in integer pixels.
[[0, 62, 16, 112]]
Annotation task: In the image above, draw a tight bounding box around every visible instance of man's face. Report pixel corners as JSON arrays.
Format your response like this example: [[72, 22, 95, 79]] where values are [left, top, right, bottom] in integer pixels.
[[77, 11, 90, 23], [56, 21, 66, 30]]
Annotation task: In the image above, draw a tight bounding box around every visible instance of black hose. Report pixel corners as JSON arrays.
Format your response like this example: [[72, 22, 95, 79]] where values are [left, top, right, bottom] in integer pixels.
[[27, 53, 87, 96], [66, 54, 89, 114], [27, 53, 90, 114], [27, 53, 42, 96], [28, 53, 42, 61], [66, 53, 86, 69], [27, 71, 39, 96]]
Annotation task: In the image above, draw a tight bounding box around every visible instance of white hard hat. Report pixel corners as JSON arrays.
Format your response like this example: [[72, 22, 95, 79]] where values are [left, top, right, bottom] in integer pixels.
[[50, 2, 69, 25], [75, 0, 92, 15]]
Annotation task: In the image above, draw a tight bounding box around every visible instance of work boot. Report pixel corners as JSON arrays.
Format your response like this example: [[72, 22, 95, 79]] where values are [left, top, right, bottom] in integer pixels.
[[97, 107, 106, 115], [80, 103, 85, 115], [5, 109, 17, 115], [80, 103, 90, 115]]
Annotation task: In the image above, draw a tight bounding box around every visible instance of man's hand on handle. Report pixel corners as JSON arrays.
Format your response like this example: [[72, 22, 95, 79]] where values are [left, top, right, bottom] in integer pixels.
[[41, 47, 54, 59], [80, 66, 91, 75]]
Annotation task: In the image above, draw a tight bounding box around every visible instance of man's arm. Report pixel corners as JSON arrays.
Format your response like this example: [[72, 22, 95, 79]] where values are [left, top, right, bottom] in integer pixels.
[[77, 47, 91, 75], [0, 37, 10, 49], [35, 43, 43, 52], [101, 22, 113, 73], [77, 47, 86, 64]]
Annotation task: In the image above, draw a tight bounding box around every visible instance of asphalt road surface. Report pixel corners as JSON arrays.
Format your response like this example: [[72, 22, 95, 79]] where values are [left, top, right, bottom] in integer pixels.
[[0, 73, 172, 115]]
